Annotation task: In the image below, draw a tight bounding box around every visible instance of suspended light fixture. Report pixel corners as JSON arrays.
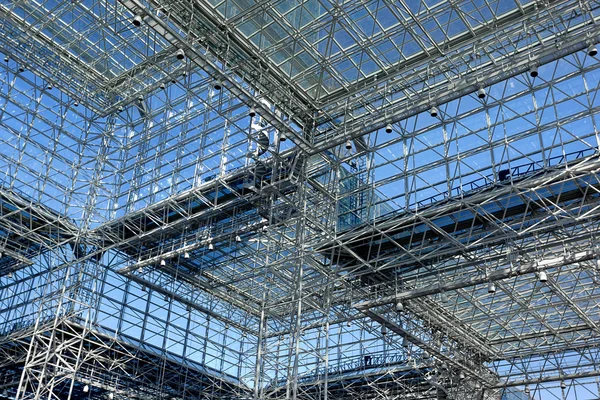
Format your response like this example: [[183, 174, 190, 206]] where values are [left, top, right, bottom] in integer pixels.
[[524, 385, 530, 394], [7, 272, 12, 279], [108, 393, 114, 400], [538, 270, 548, 283], [47, 83, 52, 90], [346, 320, 351, 327], [487, 281, 496, 294], [262, 225, 268, 233], [402, 337, 409, 347], [137, 95, 143, 103], [235, 235, 241, 242], [118, 105, 124, 112], [74, 100, 79, 107], [208, 243, 214, 251], [248, 108, 256, 117], [132, 14, 142, 27], [381, 325, 388, 335], [385, 124, 393, 133], [175, 48, 185, 60], [560, 381, 566, 390], [589, 44, 598, 57], [184, 251, 190, 259], [345, 140, 352, 150], [214, 82, 222, 91], [141, 284, 146, 292], [459, 371, 465, 380], [429, 106, 438, 117], [529, 66, 539, 78], [395, 301, 404, 312], [3, 56, 8, 62], [160, 82, 165, 90], [160, 259, 166, 266], [279, 132, 287, 142], [18, 65, 24, 72], [440, 292, 449, 303], [83, 385, 89, 393], [477, 87, 486, 99]]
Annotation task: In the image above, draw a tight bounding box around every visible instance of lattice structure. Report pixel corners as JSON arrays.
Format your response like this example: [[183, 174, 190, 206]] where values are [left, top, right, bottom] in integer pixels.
[[1, 0, 600, 399]]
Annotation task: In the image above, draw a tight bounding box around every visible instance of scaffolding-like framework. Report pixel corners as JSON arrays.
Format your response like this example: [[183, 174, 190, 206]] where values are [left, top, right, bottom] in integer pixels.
[[1, 0, 600, 399]]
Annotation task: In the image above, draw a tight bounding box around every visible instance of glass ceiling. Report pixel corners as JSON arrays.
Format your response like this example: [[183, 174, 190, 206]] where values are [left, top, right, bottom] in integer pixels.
[[1, 0, 600, 398]]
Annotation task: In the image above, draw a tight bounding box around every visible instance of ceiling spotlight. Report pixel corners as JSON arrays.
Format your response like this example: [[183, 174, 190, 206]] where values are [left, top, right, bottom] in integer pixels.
[[235, 235, 241, 242], [529, 66, 538, 78], [346, 320, 351, 327], [118, 106, 124, 112], [137, 95, 143, 103], [280, 132, 287, 142], [381, 325, 388, 335], [487, 281, 496, 294], [171, 78, 177, 84], [429, 106, 438, 117], [395, 301, 404, 312], [47, 84, 52, 90], [137, 266, 143, 273], [141, 284, 146, 292], [248, 108, 256, 118], [160, 82, 165, 90], [214, 82, 222, 91], [208, 243, 214, 251], [262, 225, 268, 232], [345, 140, 352, 150], [402, 337, 409, 347], [459, 371, 465, 380], [18, 65, 24, 72], [7, 272, 13, 279], [385, 124, 393, 133], [132, 14, 142, 27], [160, 259, 166, 266], [477, 87, 486, 99], [589, 44, 598, 57], [108, 393, 114, 400], [175, 48, 185, 60], [560, 381, 566, 390], [83, 385, 89, 393], [183, 251, 190, 259], [3, 56, 8, 62], [524, 385, 530, 394], [74, 101, 79, 107], [538, 270, 548, 282]]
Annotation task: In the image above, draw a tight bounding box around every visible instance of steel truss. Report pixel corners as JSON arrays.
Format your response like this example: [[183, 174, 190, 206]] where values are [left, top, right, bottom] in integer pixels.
[[2, 0, 600, 399]]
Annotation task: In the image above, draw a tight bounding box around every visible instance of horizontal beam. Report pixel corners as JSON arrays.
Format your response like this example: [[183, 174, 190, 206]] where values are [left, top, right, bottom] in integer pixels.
[[354, 249, 597, 310]]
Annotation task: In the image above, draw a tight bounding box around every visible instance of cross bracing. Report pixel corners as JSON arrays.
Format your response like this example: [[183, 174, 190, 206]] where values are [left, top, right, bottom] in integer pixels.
[[2, 0, 600, 399]]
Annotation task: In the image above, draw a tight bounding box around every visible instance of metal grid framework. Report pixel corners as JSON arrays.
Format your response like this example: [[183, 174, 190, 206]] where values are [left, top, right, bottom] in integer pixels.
[[1, 0, 600, 399]]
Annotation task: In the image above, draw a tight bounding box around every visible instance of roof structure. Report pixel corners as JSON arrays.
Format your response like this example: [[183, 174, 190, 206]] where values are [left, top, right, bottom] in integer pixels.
[[1, 0, 600, 399]]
